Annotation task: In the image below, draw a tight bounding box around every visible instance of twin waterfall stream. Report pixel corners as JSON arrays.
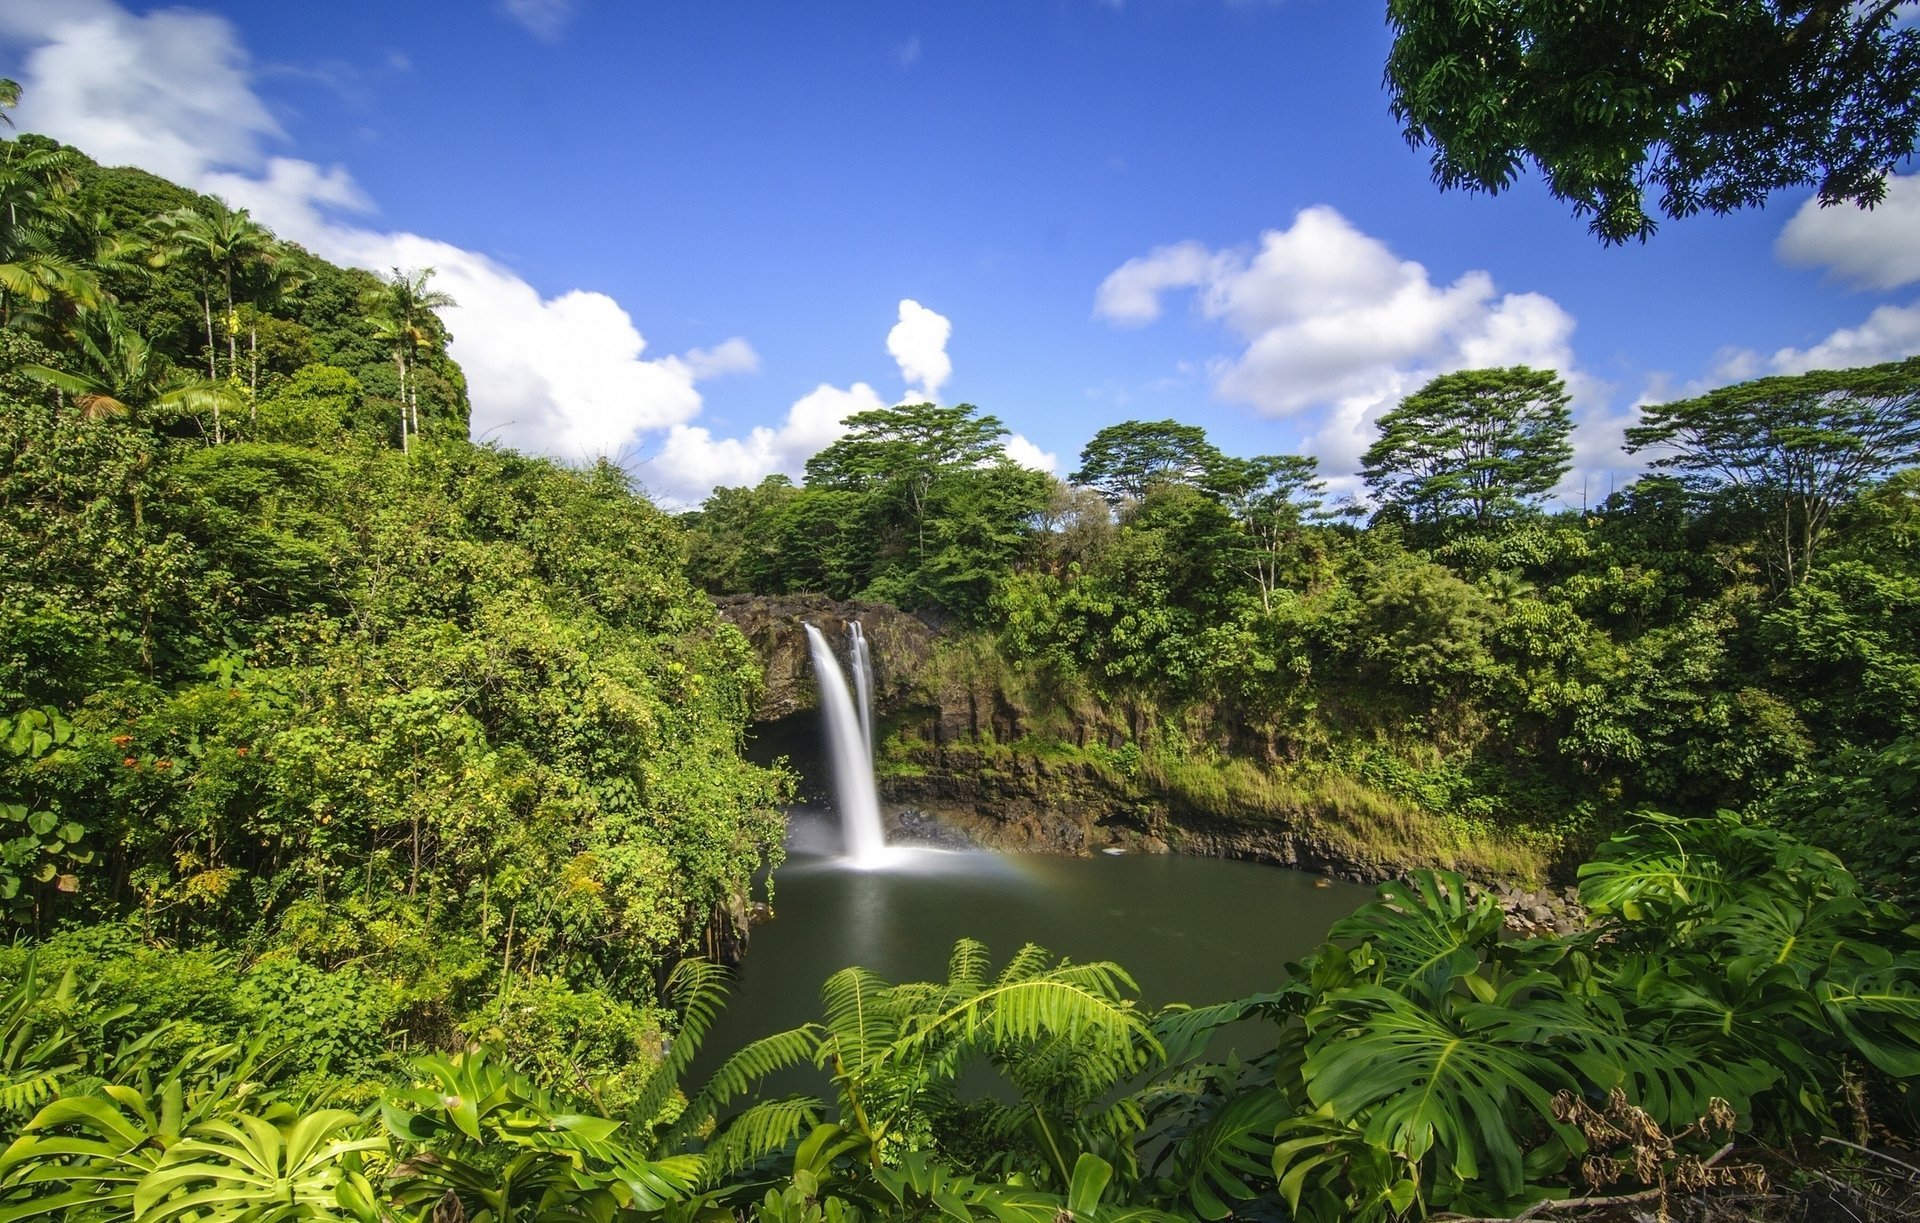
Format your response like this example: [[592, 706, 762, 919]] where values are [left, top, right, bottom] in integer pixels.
[[801, 621, 889, 865], [684, 618, 1366, 1084]]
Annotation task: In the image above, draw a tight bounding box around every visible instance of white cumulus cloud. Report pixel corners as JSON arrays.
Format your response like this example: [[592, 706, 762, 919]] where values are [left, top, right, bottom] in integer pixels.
[[0, 0, 278, 184], [1764, 302, 1920, 374], [648, 382, 887, 507], [1777, 174, 1920, 290], [1002, 434, 1058, 474], [888, 299, 953, 402], [1096, 207, 1602, 501], [0, 0, 857, 499]]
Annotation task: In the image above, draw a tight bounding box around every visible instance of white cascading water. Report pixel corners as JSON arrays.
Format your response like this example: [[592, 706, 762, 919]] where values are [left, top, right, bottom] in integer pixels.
[[803, 622, 888, 864], [847, 621, 875, 762]]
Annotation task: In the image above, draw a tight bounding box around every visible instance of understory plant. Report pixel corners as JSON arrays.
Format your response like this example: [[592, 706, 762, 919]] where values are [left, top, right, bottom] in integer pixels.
[[0, 812, 1915, 1220]]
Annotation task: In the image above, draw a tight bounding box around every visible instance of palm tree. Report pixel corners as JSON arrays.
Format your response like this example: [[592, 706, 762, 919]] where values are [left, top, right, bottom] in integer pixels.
[[148, 200, 280, 390], [0, 140, 100, 329], [250, 260, 308, 401], [20, 311, 245, 436], [361, 266, 456, 453]]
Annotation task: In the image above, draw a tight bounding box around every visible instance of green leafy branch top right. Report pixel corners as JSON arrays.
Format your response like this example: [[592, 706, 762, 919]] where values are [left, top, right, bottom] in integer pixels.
[[1385, 1, 1920, 242]]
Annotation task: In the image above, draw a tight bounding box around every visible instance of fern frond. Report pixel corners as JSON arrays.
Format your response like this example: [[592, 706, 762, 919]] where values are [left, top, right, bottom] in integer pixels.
[[669, 1026, 822, 1149], [818, 968, 896, 1078], [701, 1096, 822, 1179], [996, 944, 1054, 985], [947, 939, 991, 994]]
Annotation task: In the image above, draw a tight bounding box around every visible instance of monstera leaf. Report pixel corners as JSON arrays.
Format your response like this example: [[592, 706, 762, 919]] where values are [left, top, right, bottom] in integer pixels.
[[1698, 892, 1871, 986], [1818, 967, 1920, 1078], [1328, 871, 1504, 1005], [1159, 1086, 1292, 1220], [1299, 983, 1579, 1202], [1579, 819, 1735, 924]]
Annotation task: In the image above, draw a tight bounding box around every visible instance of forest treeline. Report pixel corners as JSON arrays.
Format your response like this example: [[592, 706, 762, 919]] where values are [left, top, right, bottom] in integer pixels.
[[683, 361, 1920, 890], [6, 111, 1920, 1221]]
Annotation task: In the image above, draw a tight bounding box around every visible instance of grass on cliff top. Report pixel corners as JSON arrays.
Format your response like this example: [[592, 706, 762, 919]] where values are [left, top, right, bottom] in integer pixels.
[[1141, 753, 1554, 884]]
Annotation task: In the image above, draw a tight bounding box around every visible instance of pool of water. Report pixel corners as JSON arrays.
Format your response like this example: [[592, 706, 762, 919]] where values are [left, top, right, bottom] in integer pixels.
[[690, 808, 1373, 1087]]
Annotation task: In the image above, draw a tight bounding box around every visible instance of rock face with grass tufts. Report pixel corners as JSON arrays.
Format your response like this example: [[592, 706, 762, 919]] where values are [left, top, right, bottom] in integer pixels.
[[717, 593, 1562, 893]]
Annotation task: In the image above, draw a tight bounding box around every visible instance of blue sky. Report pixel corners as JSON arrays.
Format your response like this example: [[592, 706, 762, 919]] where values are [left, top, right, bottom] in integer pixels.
[[3, 0, 1917, 506]]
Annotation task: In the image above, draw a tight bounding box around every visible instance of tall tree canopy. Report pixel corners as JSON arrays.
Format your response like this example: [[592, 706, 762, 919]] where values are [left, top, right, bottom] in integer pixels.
[[1385, 1, 1920, 243], [1071, 418, 1223, 503], [1362, 366, 1573, 526], [1627, 355, 1920, 588]]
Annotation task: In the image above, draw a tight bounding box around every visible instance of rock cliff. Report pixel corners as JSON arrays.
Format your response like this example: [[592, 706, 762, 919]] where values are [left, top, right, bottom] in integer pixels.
[[715, 594, 940, 722]]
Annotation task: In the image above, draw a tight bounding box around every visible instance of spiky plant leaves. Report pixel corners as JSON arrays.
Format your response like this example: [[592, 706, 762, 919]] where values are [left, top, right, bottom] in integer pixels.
[[0, 1088, 183, 1221], [129, 1108, 383, 1223], [382, 1046, 700, 1219]]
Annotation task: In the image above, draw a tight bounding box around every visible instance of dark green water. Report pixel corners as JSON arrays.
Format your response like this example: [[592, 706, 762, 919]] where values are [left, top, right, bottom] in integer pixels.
[[692, 808, 1373, 1085]]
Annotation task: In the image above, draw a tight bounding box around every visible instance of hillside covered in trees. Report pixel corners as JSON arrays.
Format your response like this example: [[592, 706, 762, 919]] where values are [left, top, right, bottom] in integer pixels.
[[6, 110, 1920, 1222]]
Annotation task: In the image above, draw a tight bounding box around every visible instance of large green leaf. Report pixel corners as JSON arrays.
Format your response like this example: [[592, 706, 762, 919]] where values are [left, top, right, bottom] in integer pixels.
[[1300, 984, 1578, 1200], [1329, 872, 1504, 1004], [1818, 967, 1920, 1077]]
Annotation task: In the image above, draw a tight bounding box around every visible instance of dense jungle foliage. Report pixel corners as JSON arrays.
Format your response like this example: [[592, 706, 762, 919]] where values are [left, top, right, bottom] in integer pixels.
[[0, 129, 786, 1100], [6, 104, 1920, 1221], [685, 365, 1920, 888]]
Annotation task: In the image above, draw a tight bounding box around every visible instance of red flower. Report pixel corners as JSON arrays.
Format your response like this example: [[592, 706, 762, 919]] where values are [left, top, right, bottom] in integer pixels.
[[122, 757, 137, 768], [235, 746, 250, 757], [155, 760, 173, 770], [112, 734, 133, 747]]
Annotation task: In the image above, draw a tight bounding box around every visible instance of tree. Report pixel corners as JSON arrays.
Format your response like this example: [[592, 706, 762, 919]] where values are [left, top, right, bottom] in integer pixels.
[[1071, 419, 1222, 504], [0, 139, 99, 330], [806, 401, 1011, 563], [1627, 356, 1920, 589], [1204, 453, 1327, 611], [360, 267, 456, 453], [20, 312, 244, 432], [149, 200, 281, 437], [1385, 1, 1920, 243], [1361, 366, 1573, 527]]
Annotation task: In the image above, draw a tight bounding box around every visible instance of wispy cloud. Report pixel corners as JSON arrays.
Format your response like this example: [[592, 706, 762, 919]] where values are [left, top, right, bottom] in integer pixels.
[[499, 0, 575, 42]]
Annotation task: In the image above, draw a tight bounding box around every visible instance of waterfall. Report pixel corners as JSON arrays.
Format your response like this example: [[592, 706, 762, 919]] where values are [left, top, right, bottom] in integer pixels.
[[847, 621, 874, 761], [803, 622, 887, 863]]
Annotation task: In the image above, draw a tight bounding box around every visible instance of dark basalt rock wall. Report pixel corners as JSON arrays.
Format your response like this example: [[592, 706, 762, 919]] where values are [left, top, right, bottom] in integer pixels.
[[714, 594, 940, 722], [714, 594, 1579, 928]]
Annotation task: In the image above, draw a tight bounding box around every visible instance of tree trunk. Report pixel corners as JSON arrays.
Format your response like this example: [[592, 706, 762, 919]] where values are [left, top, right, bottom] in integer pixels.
[[203, 295, 216, 379], [394, 349, 409, 454]]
